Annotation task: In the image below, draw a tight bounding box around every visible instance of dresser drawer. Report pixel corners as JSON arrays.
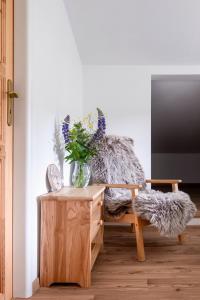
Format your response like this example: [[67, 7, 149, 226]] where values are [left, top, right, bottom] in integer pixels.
[[92, 194, 103, 210], [91, 199, 103, 241], [91, 219, 103, 242]]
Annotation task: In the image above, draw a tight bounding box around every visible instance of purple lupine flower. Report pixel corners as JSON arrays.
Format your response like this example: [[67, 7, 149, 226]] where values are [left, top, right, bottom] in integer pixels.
[[91, 128, 104, 144], [89, 108, 106, 145], [62, 115, 70, 144], [97, 108, 106, 134]]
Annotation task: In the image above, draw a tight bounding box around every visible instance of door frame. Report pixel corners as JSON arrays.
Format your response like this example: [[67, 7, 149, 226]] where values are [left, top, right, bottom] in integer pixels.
[[0, 0, 14, 299]]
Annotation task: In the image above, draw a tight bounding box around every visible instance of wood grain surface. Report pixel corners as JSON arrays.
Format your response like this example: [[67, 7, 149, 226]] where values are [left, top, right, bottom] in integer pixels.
[[40, 187, 105, 288], [41, 186, 105, 201], [26, 224, 200, 300]]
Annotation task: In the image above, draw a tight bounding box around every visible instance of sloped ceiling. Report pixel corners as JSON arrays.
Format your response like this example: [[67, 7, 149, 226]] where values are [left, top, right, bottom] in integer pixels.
[[64, 0, 200, 65]]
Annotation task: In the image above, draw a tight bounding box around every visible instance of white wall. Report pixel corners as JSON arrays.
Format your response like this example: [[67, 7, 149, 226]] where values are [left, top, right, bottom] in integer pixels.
[[14, 0, 82, 297], [83, 66, 200, 178], [83, 66, 151, 177]]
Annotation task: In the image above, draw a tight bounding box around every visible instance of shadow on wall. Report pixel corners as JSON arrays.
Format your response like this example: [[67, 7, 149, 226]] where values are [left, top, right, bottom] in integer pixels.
[[53, 119, 65, 183], [52, 119, 74, 186]]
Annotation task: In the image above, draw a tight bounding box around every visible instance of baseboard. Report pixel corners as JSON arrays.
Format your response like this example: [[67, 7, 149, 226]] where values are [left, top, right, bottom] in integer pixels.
[[13, 278, 40, 299], [32, 277, 40, 295], [12, 298, 28, 300]]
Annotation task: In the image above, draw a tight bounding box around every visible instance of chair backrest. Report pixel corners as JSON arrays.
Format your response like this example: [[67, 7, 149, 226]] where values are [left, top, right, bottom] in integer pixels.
[[90, 135, 145, 186]]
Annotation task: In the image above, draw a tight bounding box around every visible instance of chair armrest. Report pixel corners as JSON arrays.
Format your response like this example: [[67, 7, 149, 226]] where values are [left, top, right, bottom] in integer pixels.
[[97, 183, 142, 199], [146, 179, 182, 192], [97, 183, 142, 189], [146, 179, 182, 184]]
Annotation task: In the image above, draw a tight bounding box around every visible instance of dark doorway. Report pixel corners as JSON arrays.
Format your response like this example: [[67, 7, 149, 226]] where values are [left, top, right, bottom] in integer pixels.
[[151, 75, 200, 215]]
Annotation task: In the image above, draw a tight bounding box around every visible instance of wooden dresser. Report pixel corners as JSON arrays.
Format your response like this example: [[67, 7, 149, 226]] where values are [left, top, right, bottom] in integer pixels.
[[40, 186, 105, 288]]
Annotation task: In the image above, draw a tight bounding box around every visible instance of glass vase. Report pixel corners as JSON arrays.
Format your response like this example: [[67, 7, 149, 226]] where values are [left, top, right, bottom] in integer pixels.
[[72, 162, 91, 188]]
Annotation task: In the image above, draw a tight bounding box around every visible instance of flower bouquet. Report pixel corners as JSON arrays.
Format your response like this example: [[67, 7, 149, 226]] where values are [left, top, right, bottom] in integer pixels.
[[62, 108, 106, 187]]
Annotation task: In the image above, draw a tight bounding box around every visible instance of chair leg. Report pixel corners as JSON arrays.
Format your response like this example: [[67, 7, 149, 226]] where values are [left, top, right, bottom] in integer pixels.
[[131, 223, 134, 232], [134, 217, 145, 262], [178, 234, 184, 244]]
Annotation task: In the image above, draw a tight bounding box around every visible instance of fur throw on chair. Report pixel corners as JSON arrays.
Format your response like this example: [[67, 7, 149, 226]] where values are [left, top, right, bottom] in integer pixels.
[[90, 135, 197, 237]]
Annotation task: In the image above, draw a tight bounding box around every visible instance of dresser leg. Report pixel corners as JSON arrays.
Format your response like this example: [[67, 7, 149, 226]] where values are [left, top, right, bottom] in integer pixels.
[[80, 273, 91, 288], [40, 278, 51, 288]]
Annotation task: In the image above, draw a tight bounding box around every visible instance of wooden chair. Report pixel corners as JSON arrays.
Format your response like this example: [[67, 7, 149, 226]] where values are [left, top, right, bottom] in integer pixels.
[[91, 135, 185, 262], [99, 180, 183, 262]]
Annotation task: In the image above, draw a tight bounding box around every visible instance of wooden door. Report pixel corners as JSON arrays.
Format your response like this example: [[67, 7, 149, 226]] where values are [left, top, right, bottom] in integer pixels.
[[0, 0, 13, 299]]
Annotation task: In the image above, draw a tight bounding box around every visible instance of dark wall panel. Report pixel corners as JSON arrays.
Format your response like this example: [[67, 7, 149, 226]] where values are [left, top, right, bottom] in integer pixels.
[[152, 78, 200, 153], [152, 76, 200, 183]]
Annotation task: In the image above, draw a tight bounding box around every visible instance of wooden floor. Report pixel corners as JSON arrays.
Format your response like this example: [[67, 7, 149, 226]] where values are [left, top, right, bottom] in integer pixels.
[[26, 224, 200, 300]]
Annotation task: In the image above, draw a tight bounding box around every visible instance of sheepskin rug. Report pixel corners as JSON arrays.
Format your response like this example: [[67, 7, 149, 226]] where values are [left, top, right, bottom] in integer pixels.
[[90, 135, 197, 237]]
